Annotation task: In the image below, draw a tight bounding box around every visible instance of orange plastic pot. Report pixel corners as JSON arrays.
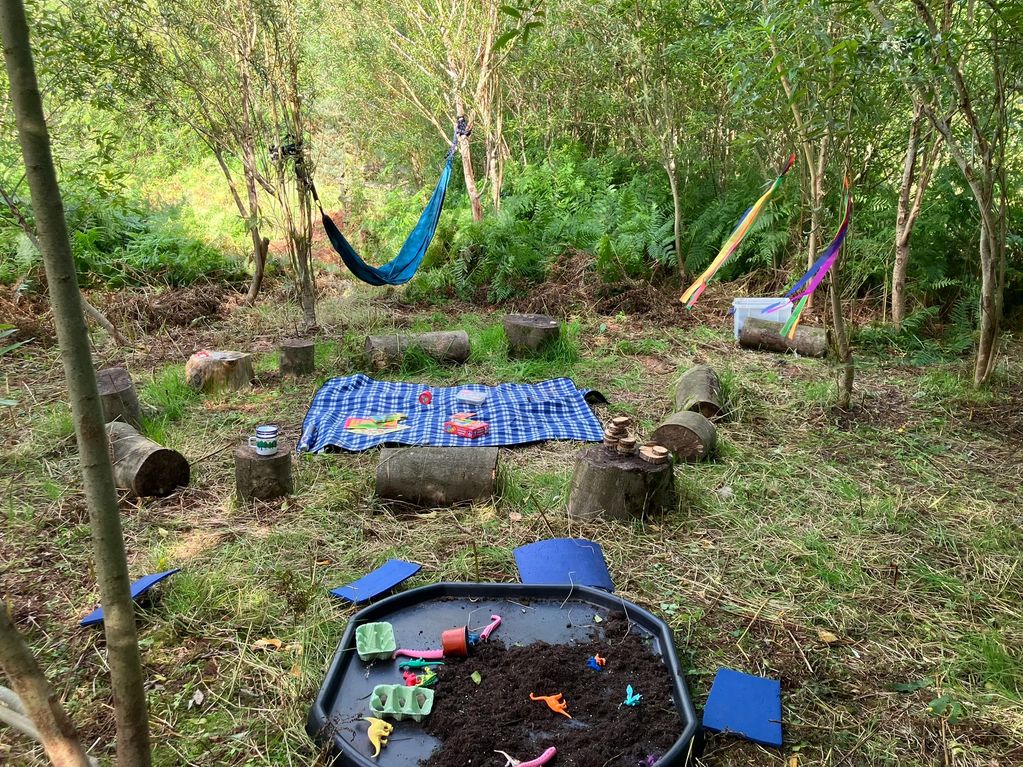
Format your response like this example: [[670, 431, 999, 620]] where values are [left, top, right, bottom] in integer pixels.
[[440, 626, 469, 657]]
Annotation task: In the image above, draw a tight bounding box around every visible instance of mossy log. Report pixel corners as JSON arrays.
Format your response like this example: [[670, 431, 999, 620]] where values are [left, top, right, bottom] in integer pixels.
[[365, 331, 470, 371], [106, 422, 190, 497], [566, 446, 676, 521], [674, 364, 723, 420], [376, 447, 498, 507], [502, 313, 560, 356], [738, 318, 828, 358], [96, 366, 142, 429], [649, 411, 717, 462]]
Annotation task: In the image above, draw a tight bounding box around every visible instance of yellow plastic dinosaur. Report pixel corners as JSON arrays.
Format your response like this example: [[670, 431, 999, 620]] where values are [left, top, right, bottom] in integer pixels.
[[363, 717, 394, 758]]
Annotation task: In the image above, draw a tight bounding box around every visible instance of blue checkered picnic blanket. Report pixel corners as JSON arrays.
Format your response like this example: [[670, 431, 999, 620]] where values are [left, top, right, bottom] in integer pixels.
[[298, 374, 605, 453]]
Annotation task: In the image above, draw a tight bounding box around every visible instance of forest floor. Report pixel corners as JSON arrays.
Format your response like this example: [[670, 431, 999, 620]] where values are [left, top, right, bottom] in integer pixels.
[[1, 276, 1021, 767]]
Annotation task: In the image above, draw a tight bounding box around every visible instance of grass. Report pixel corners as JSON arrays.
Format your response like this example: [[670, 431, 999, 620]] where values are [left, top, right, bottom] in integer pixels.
[[1, 281, 1022, 766]]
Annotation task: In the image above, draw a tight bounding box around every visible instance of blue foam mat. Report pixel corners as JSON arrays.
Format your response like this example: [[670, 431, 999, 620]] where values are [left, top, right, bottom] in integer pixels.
[[80, 568, 181, 627], [513, 538, 615, 592], [702, 668, 783, 747], [330, 559, 422, 604]]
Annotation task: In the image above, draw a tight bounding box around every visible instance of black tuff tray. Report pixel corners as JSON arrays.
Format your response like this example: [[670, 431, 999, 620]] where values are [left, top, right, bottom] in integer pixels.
[[307, 582, 698, 766]]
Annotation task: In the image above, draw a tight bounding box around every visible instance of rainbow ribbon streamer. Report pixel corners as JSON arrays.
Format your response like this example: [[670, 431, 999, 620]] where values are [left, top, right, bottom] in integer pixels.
[[680, 154, 796, 309], [766, 183, 853, 338]]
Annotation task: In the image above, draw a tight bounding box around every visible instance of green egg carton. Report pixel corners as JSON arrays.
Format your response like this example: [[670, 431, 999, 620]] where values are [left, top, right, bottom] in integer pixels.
[[355, 622, 396, 661], [369, 684, 435, 722]]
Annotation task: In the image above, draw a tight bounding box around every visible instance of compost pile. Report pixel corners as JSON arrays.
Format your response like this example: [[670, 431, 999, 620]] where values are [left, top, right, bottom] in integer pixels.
[[423, 622, 681, 767]]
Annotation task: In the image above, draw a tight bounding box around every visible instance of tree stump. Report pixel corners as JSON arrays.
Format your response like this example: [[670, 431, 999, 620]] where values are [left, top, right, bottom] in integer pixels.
[[502, 313, 560, 356], [649, 411, 717, 462], [566, 447, 676, 522], [674, 364, 724, 420], [185, 350, 255, 392], [738, 318, 828, 358], [365, 331, 470, 370], [235, 439, 293, 501], [376, 447, 498, 507], [96, 366, 142, 429], [106, 422, 190, 497], [280, 338, 315, 376]]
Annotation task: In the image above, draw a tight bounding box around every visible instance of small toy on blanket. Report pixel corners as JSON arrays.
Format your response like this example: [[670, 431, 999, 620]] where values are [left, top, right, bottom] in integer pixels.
[[344, 414, 408, 436], [444, 412, 490, 439]]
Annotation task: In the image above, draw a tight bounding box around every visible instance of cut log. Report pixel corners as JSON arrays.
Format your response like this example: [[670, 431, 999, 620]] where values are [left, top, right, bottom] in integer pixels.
[[502, 313, 560, 356], [649, 411, 717, 462], [567, 447, 676, 522], [365, 331, 470, 370], [185, 350, 255, 392], [376, 447, 498, 507], [738, 318, 828, 358], [280, 338, 315, 376], [674, 364, 724, 420], [235, 440, 293, 501], [106, 422, 190, 497], [96, 366, 142, 429]]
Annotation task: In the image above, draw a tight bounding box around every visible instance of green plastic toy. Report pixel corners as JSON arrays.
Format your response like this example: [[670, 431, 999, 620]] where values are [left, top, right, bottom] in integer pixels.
[[370, 684, 436, 722], [355, 622, 397, 661]]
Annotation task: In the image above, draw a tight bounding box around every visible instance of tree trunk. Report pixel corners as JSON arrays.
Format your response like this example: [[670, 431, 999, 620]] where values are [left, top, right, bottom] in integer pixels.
[[280, 338, 315, 376], [376, 447, 498, 506], [0, 606, 92, 767], [666, 159, 684, 279], [674, 364, 724, 420], [365, 330, 470, 370], [212, 147, 267, 306], [974, 216, 1000, 386], [0, 2, 152, 763], [828, 259, 855, 409], [893, 110, 921, 327], [107, 422, 190, 497], [566, 446, 676, 522], [738, 317, 829, 357], [502, 313, 560, 356], [893, 106, 940, 327], [96, 366, 142, 429], [235, 441, 293, 501], [451, 91, 483, 222], [649, 411, 717, 462], [185, 350, 254, 392]]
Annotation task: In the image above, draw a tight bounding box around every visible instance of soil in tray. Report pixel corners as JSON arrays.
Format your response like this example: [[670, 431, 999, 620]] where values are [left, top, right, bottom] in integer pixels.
[[422, 628, 681, 766]]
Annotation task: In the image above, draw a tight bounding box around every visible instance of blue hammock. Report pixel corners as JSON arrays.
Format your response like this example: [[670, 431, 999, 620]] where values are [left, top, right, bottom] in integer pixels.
[[315, 123, 463, 286]]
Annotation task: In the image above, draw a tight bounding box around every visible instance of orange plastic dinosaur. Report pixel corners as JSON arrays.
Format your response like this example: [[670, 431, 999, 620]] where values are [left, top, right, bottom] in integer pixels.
[[529, 692, 572, 718]]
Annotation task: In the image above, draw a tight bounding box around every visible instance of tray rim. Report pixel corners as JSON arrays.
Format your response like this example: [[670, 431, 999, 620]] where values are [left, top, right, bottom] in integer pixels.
[[307, 581, 698, 766]]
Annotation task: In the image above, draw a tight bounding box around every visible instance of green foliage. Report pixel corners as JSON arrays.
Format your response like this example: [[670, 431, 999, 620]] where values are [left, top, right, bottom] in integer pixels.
[[405, 147, 674, 301], [0, 182, 244, 288]]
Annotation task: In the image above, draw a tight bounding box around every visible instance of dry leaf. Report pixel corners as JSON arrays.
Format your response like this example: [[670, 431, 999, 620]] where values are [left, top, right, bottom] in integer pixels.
[[284, 643, 304, 655], [253, 638, 283, 651], [289, 664, 302, 678], [188, 689, 205, 709], [509, 512, 523, 522], [818, 630, 841, 644], [788, 756, 799, 767]]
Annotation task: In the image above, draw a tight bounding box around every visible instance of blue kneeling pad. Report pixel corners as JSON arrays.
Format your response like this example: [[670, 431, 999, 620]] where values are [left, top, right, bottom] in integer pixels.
[[80, 569, 180, 627], [514, 538, 615, 592], [329, 559, 421, 604], [702, 668, 782, 747]]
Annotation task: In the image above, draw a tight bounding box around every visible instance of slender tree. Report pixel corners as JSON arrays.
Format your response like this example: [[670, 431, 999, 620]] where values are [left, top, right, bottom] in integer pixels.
[[892, 102, 941, 326], [0, 607, 92, 767], [0, 0, 152, 764]]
